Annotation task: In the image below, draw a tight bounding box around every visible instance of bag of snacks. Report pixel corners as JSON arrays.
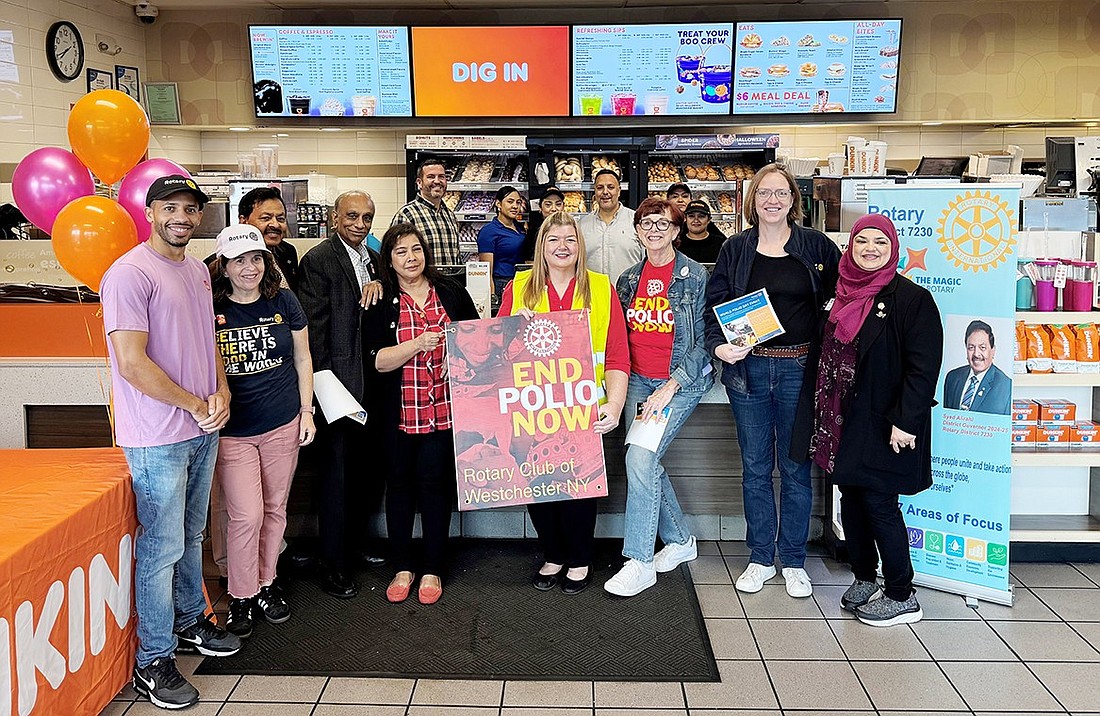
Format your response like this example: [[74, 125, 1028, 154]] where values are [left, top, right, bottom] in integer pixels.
[[1048, 324, 1078, 373], [1024, 323, 1053, 373], [1014, 321, 1027, 374], [1074, 323, 1100, 374]]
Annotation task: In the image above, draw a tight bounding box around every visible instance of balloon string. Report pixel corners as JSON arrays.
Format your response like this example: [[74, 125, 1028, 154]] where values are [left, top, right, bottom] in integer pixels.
[[77, 288, 117, 448]]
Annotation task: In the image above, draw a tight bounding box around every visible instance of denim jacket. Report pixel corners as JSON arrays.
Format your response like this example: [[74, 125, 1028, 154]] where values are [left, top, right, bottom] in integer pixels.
[[616, 251, 714, 395], [704, 223, 841, 395]]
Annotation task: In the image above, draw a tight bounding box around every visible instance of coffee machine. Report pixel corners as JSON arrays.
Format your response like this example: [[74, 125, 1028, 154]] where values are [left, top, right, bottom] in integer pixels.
[[1075, 137, 1100, 198]]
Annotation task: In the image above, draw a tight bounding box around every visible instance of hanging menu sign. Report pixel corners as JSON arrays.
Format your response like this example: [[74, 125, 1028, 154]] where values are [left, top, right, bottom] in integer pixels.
[[572, 24, 734, 116], [732, 19, 902, 115], [249, 26, 413, 117]]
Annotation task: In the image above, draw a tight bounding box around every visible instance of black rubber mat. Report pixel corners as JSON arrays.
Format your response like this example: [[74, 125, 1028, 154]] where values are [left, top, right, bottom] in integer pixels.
[[196, 538, 718, 681]]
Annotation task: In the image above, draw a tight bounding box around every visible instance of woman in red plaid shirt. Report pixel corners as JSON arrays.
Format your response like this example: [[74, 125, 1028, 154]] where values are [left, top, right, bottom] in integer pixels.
[[363, 223, 479, 605]]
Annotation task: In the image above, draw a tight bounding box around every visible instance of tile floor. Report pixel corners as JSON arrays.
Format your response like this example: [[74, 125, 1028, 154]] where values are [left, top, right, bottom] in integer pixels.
[[102, 541, 1100, 715]]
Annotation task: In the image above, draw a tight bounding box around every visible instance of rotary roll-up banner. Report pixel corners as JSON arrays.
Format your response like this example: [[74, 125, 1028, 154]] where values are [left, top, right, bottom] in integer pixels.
[[866, 184, 1019, 606], [446, 309, 609, 511]]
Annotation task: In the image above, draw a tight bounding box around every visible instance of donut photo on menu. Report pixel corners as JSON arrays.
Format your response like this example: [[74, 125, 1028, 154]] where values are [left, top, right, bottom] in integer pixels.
[[740, 33, 763, 48], [880, 45, 899, 57], [767, 63, 790, 77]]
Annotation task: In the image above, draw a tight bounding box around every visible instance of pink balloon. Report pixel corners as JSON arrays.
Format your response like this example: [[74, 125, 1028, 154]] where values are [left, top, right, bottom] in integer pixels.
[[12, 147, 95, 232], [118, 159, 193, 242]]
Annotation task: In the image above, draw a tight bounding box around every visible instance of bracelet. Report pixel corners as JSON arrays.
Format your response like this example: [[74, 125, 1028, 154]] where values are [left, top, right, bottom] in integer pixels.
[[300, 406, 316, 415]]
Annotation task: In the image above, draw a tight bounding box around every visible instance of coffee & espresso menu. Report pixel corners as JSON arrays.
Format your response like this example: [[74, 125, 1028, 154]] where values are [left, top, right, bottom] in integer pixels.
[[572, 24, 734, 117], [732, 19, 902, 115], [249, 26, 413, 117]]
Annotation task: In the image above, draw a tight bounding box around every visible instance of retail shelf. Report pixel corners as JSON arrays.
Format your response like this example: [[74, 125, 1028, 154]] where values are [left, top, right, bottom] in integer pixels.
[[1010, 514, 1100, 542], [648, 181, 734, 191], [557, 182, 630, 191], [1016, 311, 1097, 322], [1013, 373, 1100, 386], [448, 182, 528, 191], [1012, 450, 1100, 466]]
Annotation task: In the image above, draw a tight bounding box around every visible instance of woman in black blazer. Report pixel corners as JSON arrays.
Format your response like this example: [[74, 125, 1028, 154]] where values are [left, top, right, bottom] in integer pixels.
[[362, 222, 478, 606], [791, 213, 943, 627]]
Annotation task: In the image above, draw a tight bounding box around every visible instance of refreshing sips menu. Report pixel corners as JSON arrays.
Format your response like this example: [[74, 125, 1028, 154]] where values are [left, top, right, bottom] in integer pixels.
[[572, 24, 735, 116], [249, 26, 413, 117], [732, 20, 902, 115]]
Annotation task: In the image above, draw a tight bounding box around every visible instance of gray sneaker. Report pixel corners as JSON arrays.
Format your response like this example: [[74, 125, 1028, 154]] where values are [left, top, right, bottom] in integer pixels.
[[840, 579, 882, 612], [133, 657, 199, 710], [855, 591, 923, 627]]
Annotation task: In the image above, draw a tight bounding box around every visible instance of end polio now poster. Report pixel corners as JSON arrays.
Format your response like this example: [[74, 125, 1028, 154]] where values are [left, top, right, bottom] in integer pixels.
[[867, 185, 1019, 605], [446, 310, 608, 511]]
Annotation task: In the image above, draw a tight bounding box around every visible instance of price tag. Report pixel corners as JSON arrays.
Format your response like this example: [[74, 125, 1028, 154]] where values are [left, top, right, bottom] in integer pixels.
[[1053, 262, 1068, 290]]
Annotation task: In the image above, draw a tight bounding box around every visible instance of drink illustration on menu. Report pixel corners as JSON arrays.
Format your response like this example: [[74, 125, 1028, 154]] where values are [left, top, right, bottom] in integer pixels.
[[732, 20, 901, 115], [249, 26, 413, 117], [572, 24, 734, 116]]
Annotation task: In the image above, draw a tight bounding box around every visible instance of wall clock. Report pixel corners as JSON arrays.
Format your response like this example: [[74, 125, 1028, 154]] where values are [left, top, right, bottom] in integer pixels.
[[46, 21, 84, 82]]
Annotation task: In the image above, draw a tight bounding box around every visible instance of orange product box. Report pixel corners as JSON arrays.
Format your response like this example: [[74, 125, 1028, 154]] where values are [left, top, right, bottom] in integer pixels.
[[1011, 423, 1037, 447], [1036, 422, 1071, 446], [1070, 421, 1100, 447], [1036, 399, 1076, 423], [1011, 399, 1039, 423]]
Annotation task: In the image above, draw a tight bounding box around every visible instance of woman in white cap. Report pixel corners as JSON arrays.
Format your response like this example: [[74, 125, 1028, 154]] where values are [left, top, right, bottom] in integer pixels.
[[208, 225, 316, 638]]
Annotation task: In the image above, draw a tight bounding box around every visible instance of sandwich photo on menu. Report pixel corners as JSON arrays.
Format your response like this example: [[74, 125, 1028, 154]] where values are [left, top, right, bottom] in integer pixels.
[[713, 288, 786, 348]]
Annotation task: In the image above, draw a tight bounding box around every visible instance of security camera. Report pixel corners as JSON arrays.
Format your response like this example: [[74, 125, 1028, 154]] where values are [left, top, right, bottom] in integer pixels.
[[134, 2, 159, 24]]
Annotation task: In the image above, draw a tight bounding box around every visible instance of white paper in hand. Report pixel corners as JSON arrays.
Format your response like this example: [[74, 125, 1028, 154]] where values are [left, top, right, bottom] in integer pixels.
[[625, 403, 671, 452], [312, 370, 367, 425]]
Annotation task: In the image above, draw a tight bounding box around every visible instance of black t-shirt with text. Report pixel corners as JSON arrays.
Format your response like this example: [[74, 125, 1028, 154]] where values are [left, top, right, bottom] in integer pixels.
[[214, 289, 307, 437]]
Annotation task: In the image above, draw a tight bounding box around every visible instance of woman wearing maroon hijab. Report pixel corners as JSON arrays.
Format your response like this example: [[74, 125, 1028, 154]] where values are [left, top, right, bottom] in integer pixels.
[[791, 213, 943, 627]]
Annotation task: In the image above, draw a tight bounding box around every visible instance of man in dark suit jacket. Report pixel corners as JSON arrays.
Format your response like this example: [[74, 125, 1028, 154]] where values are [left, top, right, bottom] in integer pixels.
[[942, 319, 1011, 415], [298, 190, 385, 598]]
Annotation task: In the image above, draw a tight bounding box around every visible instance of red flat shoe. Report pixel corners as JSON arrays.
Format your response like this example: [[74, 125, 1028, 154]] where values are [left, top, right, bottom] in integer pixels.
[[386, 572, 415, 603], [418, 577, 442, 605]]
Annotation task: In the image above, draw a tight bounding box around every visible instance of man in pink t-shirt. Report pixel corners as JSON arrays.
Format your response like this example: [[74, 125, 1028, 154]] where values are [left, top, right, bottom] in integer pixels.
[[101, 174, 241, 710]]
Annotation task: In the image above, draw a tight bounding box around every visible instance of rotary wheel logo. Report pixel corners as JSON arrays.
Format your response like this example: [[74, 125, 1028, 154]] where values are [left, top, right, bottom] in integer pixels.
[[646, 278, 665, 295], [523, 318, 562, 357], [936, 191, 1017, 272]]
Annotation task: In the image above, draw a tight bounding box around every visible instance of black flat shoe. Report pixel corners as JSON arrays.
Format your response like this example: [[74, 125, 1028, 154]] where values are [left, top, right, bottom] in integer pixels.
[[319, 569, 359, 599], [532, 568, 563, 591], [560, 570, 592, 595]]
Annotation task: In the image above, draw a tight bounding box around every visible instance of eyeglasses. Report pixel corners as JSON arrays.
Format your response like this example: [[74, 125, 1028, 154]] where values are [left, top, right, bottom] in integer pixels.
[[638, 218, 673, 231], [755, 188, 793, 200]]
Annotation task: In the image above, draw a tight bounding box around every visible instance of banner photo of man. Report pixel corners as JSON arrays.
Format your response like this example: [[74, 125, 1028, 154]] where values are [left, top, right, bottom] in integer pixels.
[[866, 184, 1019, 606], [447, 309, 608, 511]]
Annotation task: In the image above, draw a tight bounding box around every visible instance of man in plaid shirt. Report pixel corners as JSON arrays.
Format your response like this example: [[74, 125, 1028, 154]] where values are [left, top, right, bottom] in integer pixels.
[[391, 158, 461, 265]]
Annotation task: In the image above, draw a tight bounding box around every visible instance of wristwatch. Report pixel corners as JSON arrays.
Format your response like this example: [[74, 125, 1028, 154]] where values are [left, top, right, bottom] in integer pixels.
[[300, 406, 316, 415]]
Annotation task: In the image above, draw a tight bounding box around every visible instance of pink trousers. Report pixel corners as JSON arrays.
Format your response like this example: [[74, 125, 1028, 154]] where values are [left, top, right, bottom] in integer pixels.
[[214, 416, 300, 599]]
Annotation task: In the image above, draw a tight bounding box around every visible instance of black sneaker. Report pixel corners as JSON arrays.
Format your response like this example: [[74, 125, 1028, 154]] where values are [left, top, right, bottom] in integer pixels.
[[175, 614, 242, 656], [256, 584, 291, 624], [133, 657, 199, 710], [226, 597, 254, 639]]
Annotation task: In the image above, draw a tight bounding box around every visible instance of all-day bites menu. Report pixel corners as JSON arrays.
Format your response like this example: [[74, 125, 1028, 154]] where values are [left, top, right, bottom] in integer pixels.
[[250, 26, 413, 117], [572, 24, 734, 116], [732, 20, 901, 115]]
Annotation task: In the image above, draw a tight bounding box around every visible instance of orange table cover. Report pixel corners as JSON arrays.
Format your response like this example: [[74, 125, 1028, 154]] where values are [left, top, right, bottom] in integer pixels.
[[0, 448, 137, 716]]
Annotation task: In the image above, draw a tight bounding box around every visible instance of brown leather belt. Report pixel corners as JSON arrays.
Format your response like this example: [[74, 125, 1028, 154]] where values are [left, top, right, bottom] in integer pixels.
[[751, 343, 810, 358]]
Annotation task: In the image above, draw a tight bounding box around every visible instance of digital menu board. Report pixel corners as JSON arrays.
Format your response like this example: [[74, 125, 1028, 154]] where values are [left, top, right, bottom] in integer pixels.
[[732, 20, 902, 115], [572, 24, 734, 116], [411, 26, 570, 117], [249, 26, 413, 117]]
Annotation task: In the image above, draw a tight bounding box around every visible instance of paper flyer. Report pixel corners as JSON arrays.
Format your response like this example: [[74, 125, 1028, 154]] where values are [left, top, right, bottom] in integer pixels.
[[312, 369, 367, 425], [712, 288, 785, 347], [446, 310, 608, 511], [625, 403, 671, 452]]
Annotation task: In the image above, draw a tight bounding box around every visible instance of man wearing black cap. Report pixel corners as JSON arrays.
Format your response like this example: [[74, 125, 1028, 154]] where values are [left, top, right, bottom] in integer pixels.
[[679, 199, 726, 264], [100, 175, 241, 710], [523, 186, 566, 260], [666, 183, 693, 215]]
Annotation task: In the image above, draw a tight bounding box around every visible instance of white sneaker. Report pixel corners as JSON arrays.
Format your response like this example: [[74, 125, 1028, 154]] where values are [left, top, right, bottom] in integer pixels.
[[653, 536, 698, 573], [735, 563, 777, 593], [782, 567, 813, 598], [604, 559, 657, 597]]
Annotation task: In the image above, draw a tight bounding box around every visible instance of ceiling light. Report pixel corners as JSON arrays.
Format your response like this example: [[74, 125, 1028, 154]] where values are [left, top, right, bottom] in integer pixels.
[[228, 127, 251, 132]]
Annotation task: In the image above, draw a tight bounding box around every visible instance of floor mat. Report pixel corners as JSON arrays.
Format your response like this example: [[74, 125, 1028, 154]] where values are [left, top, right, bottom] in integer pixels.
[[196, 538, 718, 682]]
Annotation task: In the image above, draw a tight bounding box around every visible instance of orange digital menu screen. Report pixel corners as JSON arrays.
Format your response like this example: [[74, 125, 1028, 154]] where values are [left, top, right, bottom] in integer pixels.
[[411, 26, 570, 117]]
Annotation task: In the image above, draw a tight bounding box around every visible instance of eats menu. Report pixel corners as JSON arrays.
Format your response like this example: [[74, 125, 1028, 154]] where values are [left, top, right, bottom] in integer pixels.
[[572, 24, 734, 116], [250, 26, 413, 117], [732, 20, 901, 115]]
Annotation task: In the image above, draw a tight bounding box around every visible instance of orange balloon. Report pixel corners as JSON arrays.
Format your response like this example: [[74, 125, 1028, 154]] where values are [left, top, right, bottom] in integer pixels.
[[52, 196, 139, 292], [67, 89, 150, 185]]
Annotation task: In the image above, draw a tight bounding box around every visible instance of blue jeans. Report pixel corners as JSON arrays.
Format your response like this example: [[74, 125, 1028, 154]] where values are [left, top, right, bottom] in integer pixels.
[[726, 354, 812, 568], [123, 433, 218, 667], [622, 375, 702, 563]]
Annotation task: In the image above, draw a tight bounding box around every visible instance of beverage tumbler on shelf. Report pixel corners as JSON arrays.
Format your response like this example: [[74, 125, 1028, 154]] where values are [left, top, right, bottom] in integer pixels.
[[1016, 259, 1035, 310], [1067, 260, 1097, 312], [1033, 259, 1060, 311]]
